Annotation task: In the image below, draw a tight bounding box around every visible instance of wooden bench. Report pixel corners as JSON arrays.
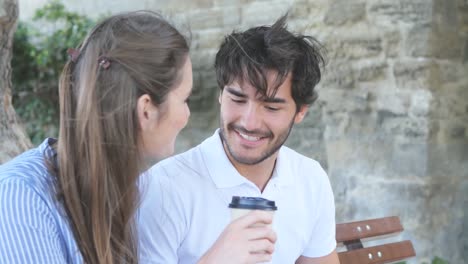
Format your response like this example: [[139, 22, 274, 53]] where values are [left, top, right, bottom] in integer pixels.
[[336, 216, 416, 264]]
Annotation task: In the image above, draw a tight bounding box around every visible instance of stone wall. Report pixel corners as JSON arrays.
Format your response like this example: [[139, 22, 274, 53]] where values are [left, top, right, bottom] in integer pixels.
[[19, 0, 468, 263]]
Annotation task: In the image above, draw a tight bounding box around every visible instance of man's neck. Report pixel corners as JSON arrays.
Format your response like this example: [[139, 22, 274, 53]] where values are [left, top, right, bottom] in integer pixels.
[[229, 154, 278, 193]]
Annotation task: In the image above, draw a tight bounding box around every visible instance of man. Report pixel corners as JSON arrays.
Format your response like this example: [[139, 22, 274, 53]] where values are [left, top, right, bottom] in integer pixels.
[[138, 15, 339, 264]]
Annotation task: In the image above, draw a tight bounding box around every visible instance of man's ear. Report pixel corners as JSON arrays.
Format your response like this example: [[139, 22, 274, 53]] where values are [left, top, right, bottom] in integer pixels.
[[137, 94, 159, 131], [218, 90, 223, 104], [294, 105, 308, 124]]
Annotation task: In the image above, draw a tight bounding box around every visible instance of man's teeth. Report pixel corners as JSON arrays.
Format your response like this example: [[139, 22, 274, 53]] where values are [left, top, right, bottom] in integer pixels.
[[238, 132, 261, 141]]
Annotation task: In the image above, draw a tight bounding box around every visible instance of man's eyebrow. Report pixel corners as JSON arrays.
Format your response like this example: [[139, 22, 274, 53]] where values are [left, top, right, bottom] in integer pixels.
[[226, 87, 286, 103], [262, 97, 286, 104], [226, 87, 247, 98]]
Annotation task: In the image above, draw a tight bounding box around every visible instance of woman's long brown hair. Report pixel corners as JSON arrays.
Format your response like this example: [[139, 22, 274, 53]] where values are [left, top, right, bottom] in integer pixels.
[[55, 11, 189, 263]]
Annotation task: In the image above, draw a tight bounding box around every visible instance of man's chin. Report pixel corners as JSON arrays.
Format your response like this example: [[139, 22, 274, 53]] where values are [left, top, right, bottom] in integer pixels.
[[230, 152, 267, 165]]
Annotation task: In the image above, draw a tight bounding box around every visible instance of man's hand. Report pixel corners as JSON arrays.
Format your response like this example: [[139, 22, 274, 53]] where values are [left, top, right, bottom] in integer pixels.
[[198, 210, 277, 264]]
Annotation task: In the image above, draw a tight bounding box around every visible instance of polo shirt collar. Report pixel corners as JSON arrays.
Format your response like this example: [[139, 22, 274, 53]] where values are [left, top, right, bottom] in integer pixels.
[[201, 129, 294, 189], [270, 147, 294, 188]]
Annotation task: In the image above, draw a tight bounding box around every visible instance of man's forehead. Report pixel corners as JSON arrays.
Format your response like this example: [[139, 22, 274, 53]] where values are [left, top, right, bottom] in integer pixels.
[[227, 72, 291, 98]]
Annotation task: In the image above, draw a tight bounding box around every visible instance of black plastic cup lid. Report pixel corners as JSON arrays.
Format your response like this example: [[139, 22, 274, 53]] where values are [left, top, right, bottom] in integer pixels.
[[228, 196, 277, 211]]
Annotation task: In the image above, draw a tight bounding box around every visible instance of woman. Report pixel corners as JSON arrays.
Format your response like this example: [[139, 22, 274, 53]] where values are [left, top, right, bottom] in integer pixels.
[[0, 11, 275, 264]]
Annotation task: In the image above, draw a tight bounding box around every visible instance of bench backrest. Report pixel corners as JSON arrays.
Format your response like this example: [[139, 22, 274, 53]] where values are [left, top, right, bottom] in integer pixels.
[[336, 216, 416, 264]]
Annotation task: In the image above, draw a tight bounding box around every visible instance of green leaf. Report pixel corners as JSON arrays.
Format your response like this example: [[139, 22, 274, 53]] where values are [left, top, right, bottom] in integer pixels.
[[432, 256, 449, 264], [12, 0, 96, 144]]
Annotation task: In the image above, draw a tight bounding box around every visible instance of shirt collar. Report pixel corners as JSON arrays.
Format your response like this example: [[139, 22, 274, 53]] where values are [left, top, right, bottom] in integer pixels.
[[269, 147, 294, 188], [201, 129, 294, 189], [39, 138, 58, 163]]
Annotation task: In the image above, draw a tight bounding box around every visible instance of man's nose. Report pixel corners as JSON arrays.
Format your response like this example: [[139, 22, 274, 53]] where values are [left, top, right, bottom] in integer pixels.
[[240, 103, 261, 131]]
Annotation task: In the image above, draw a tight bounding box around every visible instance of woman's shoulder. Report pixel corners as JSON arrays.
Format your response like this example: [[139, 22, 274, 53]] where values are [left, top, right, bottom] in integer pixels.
[[0, 138, 57, 192], [0, 138, 67, 228]]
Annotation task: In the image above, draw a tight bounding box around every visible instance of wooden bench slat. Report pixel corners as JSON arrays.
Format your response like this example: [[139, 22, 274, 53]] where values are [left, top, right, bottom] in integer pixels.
[[336, 216, 403, 243], [338, 240, 416, 264]]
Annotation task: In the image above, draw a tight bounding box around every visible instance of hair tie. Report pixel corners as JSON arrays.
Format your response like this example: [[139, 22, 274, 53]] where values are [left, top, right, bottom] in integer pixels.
[[98, 56, 111, 69], [67, 48, 80, 62]]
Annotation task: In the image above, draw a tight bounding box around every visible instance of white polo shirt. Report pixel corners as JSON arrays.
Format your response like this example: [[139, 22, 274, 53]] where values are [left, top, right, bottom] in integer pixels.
[[138, 130, 336, 264]]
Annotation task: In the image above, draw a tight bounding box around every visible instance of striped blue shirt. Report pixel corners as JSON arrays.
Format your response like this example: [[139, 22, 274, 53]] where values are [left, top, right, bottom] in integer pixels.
[[0, 138, 83, 263]]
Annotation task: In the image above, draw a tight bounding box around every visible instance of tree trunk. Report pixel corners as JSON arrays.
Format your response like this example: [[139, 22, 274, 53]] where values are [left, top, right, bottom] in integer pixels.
[[0, 0, 32, 164]]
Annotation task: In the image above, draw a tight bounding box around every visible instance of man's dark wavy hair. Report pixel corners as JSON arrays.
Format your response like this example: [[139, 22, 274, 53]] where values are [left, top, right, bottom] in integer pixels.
[[214, 14, 326, 111]]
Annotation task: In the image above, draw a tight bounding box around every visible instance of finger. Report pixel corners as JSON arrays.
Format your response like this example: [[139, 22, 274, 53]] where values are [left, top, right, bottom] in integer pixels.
[[246, 226, 277, 243], [234, 210, 273, 228], [247, 251, 273, 264], [248, 239, 275, 254]]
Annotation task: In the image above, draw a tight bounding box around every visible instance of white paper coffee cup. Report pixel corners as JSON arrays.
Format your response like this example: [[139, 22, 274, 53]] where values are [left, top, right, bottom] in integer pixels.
[[228, 196, 277, 263]]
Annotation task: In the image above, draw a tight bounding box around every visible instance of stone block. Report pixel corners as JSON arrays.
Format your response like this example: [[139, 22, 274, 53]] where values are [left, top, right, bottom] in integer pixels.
[[298, 102, 324, 128], [375, 92, 410, 115], [382, 30, 401, 58], [406, 23, 463, 59], [376, 110, 403, 126], [325, 34, 382, 60], [326, 138, 403, 180], [187, 9, 224, 30], [431, 84, 468, 119], [0, 7, 7, 19], [393, 59, 440, 90], [289, 0, 320, 19], [438, 62, 463, 84], [431, 32, 463, 60], [418, 180, 463, 263], [405, 23, 432, 57], [166, 0, 215, 10], [286, 126, 327, 168], [190, 49, 217, 70], [190, 71, 218, 113], [381, 116, 429, 139], [427, 141, 468, 176], [324, 1, 366, 26], [434, 119, 468, 141], [240, 2, 291, 27], [320, 89, 370, 114], [464, 38, 468, 63], [191, 29, 224, 50], [389, 140, 429, 177], [351, 109, 382, 133], [352, 60, 388, 82], [322, 111, 351, 137], [321, 60, 355, 89], [213, 0, 242, 7], [433, 0, 459, 25], [368, 0, 432, 25], [220, 6, 241, 27], [409, 89, 432, 117], [463, 178, 468, 263], [459, 1, 468, 32], [336, 180, 431, 222]]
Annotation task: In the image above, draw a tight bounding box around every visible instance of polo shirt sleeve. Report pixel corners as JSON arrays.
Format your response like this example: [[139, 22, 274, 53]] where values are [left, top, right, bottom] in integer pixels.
[[137, 165, 187, 263], [301, 164, 337, 257], [0, 179, 67, 263]]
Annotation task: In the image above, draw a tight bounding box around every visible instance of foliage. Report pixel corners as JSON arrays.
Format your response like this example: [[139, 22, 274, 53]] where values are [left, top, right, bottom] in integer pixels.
[[12, 0, 94, 144], [425, 256, 449, 264]]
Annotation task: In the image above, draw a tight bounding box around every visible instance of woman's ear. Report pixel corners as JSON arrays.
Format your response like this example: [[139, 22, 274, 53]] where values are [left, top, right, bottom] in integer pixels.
[[294, 105, 308, 124], [137, 94, 159, 131]]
